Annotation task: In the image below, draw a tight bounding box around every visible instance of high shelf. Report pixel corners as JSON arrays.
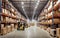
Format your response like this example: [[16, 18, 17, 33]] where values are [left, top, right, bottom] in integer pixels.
[[0, 0, 26, 35], [38, 0, 60, 25], [38, 0, 60, 37]]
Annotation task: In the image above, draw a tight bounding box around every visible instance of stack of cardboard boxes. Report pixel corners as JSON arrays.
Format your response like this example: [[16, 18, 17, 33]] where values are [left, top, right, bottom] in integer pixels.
[[38, 0, 60, 37], [0, 0, 20, 35]]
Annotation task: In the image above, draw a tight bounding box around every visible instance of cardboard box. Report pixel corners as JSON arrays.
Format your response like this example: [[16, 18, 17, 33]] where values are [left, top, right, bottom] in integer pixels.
[[9, 18, 12, 22], [11, 13, 14, 16], [1, 27, 7, 35], [3, 17, 9, 22], [6, 26, 11, 33], [5, 17, 9, 22], [10, 18, 15, 22], [0, 24, 4, 34], [2, 8, 5, 13], [11, 8, 14, 12], [15, 24, 18, 29], [1, 16, 3, 21], [1, 24, 4, 29], [2, 9, 9, 14], [11, 24, 14, 31], [56, 28, 60, 37]]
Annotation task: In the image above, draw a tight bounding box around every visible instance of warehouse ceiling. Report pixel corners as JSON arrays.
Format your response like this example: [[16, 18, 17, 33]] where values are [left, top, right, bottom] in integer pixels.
[[9, 0, 49, 20]]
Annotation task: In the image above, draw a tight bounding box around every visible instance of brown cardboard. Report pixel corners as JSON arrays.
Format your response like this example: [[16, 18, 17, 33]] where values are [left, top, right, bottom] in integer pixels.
[[56, 28, 60, 37], [1, 27, 7, 35]]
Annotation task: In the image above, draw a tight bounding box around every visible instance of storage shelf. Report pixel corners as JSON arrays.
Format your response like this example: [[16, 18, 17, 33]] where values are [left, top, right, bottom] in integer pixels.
[[20, 18, 26, 21], [0, 13, 26, 22], [0, 21, 18, 24], [39, 11, 60, 20], [6, 8, 17, 15], [0, 0, 27, 35], [39, 1, 60, 21], [2, 8, 17, 15], [45, 12, 60, 19], [2, 0, 17, 15], [47, 2, 60, 13], [39, 19, 60, 25], [0, 13, 19, 19]]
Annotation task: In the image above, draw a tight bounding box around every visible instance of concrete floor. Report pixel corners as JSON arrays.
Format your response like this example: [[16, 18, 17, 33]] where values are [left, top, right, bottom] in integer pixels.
[[0, 26, 52, 38]]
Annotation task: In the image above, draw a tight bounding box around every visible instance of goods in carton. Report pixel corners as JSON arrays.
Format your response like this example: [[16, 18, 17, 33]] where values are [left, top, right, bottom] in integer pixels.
[[11, 8, 14, 12], [1, 16, 3, 21], [6, 26, 11, 33], [1, 24, 4, 29], [3, 17, 9, 22], [15, 24, 18, 29], [1, 27, 7, 35], [5, 17, 9, 22], [11, 24, 14, 31], [56, 28, 60, 38], [2, 8, 10, 14]]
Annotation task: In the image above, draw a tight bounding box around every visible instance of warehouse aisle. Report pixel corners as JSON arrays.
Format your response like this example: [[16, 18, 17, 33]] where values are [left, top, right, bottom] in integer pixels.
[[0, 26, 52, 38], [0, 0, 60, 38]]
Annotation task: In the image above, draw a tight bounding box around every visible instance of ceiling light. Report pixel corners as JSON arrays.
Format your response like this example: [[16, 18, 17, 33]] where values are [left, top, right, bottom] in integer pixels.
[[21, 2, 24, 5], [35, 6, 37, 9], [35, 0, 40, 9], [37, 0, 40, 3]]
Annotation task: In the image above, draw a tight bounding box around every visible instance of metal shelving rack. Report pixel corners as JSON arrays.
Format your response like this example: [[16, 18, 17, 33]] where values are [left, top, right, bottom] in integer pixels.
[[0, 0, 2, 34]]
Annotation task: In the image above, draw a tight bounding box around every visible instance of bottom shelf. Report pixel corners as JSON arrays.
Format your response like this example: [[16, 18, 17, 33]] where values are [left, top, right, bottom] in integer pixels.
[[0, 21, 18, 24], [0, 24, 18, 35]]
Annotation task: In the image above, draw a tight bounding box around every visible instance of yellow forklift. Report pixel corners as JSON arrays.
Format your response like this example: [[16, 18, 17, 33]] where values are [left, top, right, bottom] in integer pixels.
[[17, 21, 28, 30]]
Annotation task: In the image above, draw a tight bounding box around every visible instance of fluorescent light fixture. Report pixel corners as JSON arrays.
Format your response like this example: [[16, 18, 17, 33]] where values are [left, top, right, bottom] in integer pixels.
[[21, 2, 24, 9], [37, 0, 40, 3], [21, 2, 29, 19], [35, 6, 37, 9], [36, 0, 40, 6], [35, 0, 40, 9], [32, 0, 40, 19], [21, 2, 24, 5]]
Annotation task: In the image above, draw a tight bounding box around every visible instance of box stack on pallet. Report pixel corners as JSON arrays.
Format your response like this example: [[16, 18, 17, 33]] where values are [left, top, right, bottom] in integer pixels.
[[38, 0, 60, 38], [0, 0, 23, 35]]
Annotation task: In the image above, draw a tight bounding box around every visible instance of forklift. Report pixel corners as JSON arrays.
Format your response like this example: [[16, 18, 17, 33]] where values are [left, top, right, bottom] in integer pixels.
[[17, 22, 25, 30]]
